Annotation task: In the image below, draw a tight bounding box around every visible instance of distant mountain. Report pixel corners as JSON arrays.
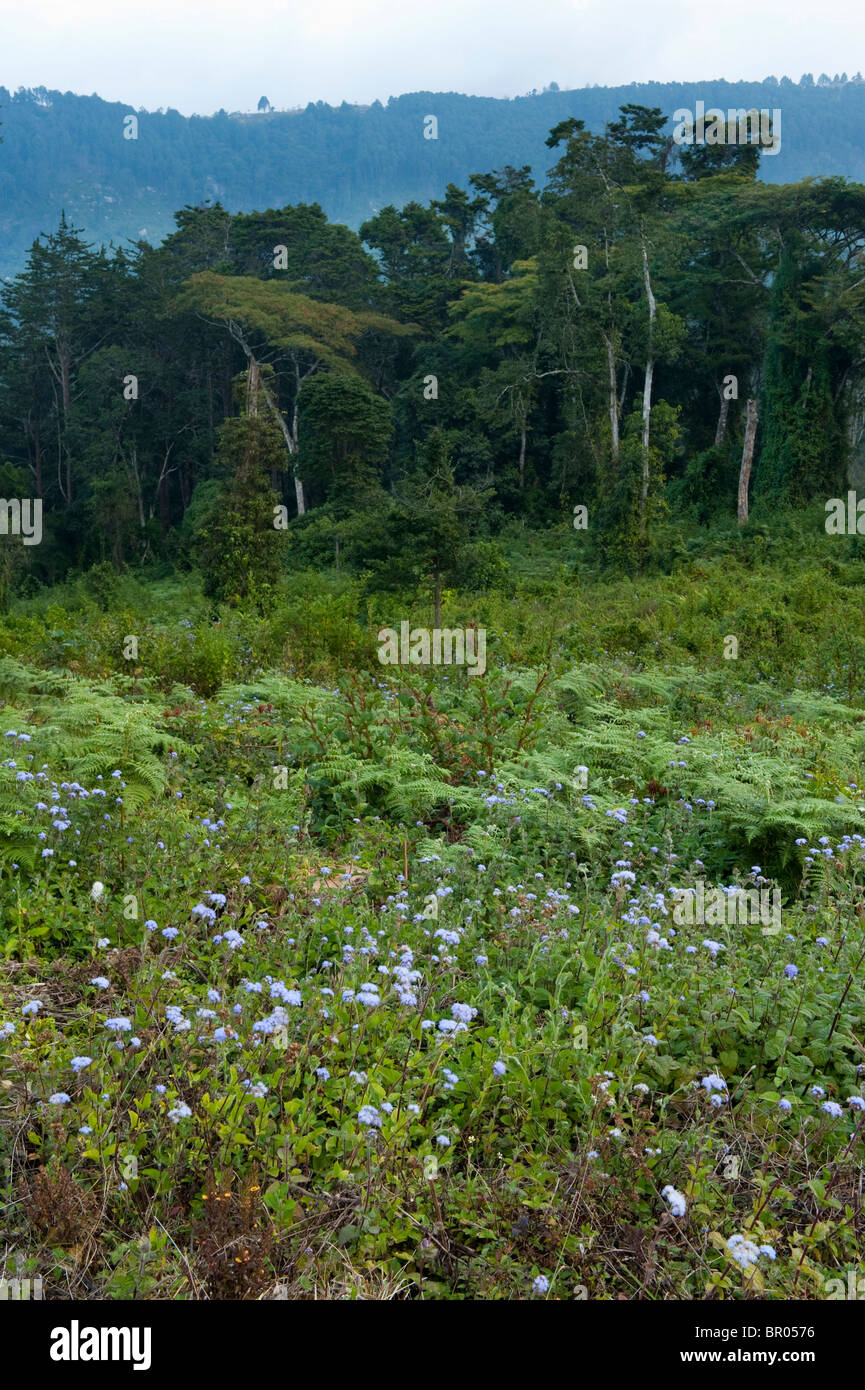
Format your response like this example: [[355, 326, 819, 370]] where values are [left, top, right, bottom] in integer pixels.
[[2, 77, 865, 277]]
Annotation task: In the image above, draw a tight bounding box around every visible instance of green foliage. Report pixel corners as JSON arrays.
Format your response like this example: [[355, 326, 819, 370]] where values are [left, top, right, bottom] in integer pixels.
[[195, 413, 286, 609], [2, 543, 865, 1300], [756, 251, 847, 504], [3, 117, 865, 590], [668, 444, 739, 522], [595, 400, 679, 570], [297, 373, 392, 508], [385, 429, 494, 623], [5, 89, 865, 1303]]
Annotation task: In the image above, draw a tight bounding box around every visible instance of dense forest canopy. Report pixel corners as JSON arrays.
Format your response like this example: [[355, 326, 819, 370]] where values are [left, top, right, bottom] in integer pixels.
[[2, 100, 865, 603]]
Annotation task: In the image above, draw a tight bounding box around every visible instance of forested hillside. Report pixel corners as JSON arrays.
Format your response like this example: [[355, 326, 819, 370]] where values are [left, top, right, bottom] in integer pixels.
[[2, 104, 864, 595], [2, 75, 865, 278], [3, 98, 865, 1309]]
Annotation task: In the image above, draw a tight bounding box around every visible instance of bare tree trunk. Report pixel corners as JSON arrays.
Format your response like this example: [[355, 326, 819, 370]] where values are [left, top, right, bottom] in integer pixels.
[[153, 443, 180, 533], [518, 421, 526, 490], [261, 380, 304, 514], [56, 410, 66, 503], [639, 243, 657, 540], [60, 352, 71, 414], [293, 473, 305, 516], [618, 362, 630, 415], [227, 322, 306, 515], [714, 392, 730, 446], [738, 397, 758, 524], [123, 440, 145, 530], [434, 565, 442, 629], [246, 357, 260, 417], [639, 358, 654, 530], [290, 363, 306, 517], [602, 331, 620, 469], [262, 383, 305, 515], [61, 352, 73, 504]]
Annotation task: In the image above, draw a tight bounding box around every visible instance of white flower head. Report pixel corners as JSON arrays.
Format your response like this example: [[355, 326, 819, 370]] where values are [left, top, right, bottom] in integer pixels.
[[727, 1234, 761, 1267], [661, 1184, 687, 1218]]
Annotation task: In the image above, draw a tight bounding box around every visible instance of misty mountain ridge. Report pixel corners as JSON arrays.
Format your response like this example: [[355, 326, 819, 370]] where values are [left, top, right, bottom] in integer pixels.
[[2, 75, 864, 277]]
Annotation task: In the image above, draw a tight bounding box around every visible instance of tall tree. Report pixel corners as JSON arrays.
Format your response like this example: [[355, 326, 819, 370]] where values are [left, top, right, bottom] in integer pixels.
[[178, 271, 413, 516], [0, 216, 106, 506]]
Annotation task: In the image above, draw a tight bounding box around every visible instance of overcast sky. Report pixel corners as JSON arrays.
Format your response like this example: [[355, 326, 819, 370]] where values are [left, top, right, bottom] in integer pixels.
[[2, 0, 862, 114]]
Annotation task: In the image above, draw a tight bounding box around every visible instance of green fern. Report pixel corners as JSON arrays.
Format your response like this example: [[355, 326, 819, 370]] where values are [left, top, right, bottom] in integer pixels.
[[2, 675, 197, 809]]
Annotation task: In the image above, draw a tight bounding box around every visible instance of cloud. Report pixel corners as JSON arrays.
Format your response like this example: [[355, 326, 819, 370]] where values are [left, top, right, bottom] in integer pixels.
[[0, 0, 861, 115]]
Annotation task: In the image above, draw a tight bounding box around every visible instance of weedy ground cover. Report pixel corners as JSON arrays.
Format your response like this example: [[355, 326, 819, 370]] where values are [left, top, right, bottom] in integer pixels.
[[1, 544, 864, 1299]]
